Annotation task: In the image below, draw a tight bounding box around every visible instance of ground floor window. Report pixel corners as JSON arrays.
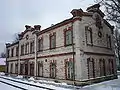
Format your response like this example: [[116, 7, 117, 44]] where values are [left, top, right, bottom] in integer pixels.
[[65, 59, 74, 80], [30, 63, 34, 76], [50, 62, 56, 78], [109, 59, 114, 75], [87, 58, 95, 79], [15, 63, 18, 74], [10, 63, 13, 73], [99, 59, 106, 76], [20, 64, 24, 75], [25, 63, 28, 75], [38, 62, 43, 77]]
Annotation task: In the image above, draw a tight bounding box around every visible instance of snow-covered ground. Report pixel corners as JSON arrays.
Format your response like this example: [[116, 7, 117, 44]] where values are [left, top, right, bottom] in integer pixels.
[[0, 72, 120, 90]]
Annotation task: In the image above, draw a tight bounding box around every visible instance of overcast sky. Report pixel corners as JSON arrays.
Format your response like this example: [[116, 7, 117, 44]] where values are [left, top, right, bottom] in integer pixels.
[[0, 0, 96, 53]]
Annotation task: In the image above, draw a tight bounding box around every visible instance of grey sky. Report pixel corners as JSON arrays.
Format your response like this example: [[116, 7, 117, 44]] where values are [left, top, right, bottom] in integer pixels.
[[0, 0, 95, 53]]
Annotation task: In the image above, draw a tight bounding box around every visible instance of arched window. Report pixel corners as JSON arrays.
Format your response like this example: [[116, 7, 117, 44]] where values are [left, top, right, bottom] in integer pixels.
[[50, 61, 56, 78], [30, 63, 34, 76], [87, 58, 95, 79], [65, 59, 74, 80], [109, 59, 114, 75], [38, 61, 43, 77], [99, 59, 106, 76]]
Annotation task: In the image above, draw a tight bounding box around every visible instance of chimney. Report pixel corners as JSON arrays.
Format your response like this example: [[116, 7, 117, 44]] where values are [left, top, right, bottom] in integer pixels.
[[34, 25, 41, 30], [25, 25, 31, 30], [71, 8, 83, 17]]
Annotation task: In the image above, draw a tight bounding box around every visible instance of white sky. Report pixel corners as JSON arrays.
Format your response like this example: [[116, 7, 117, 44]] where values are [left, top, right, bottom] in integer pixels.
[[0, 0, 97, 53]]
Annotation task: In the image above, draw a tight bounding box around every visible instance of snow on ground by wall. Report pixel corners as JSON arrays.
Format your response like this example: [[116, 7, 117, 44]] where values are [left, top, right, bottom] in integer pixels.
[[0, 72, 120, 90]]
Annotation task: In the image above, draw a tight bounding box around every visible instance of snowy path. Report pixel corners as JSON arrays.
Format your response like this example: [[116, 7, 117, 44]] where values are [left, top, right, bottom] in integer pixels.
[[0, 73, 120, 90]]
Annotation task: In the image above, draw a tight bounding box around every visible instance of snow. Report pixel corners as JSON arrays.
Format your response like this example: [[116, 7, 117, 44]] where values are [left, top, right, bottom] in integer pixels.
[[0, 74, 120, 90], [0, 58, 6, 65], [16, 75, 23, 79], [28, 77, 35, 81]]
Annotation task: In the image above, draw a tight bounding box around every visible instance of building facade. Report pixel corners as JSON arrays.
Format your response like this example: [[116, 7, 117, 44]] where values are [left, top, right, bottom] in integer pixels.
[[6, 4, 117, 85]]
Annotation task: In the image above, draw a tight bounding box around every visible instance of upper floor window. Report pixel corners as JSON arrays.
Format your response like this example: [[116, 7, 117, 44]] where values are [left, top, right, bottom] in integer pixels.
[[25, 42, 29, 54], [106, 34, 111, 48], [85, 26, 93, 45], [38, 38, 43, 51], [16, 46, 19, 56], [21, 45, 24, 55], [30, 41, 34, 53], [50, 33, 56, 49], [64, 27, 72, 46], [11, 48, 14, 57], [7, 49, 10, 58]]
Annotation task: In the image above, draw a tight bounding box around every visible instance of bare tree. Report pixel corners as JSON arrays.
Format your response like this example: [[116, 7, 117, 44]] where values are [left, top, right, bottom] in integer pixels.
[[95, 0, 120, 70], [0, 52, 6, 58], [13, 33, 20, 43]]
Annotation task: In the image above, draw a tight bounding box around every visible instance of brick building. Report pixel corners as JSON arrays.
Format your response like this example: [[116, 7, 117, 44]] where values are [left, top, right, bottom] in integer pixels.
[[6, 4, 117, 85]]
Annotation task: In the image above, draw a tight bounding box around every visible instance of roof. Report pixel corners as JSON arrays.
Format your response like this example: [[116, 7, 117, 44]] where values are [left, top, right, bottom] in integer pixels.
[[0, 58, 6, 65]]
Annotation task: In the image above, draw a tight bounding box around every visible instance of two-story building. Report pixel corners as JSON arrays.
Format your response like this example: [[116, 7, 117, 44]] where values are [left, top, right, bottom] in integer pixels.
[[6, 4, 117, 85]]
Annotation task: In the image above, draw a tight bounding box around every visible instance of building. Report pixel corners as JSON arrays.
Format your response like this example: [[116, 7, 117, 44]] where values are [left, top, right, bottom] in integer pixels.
[[6, 4, 117, 85], [0, 58, 6, 72]]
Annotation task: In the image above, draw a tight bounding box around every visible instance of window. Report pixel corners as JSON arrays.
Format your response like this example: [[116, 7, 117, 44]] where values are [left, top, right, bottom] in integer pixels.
[[15, 63, 18, 74], [64, 28, 72, 46], [25, 42, 29, 54], [20, 64, 23, 74], [11, 48, 14, 57], [50, 33, 56, 49], [87, 58, 95, 79], [85, 26, 93, 45], [21, 45, 24, 55], [38, 62, 43, 77], [50, 62, 56, 78], [30, 63, 34, 76], [30, 41, 34, 53], [65, 59, 74, 80], [106, 34, 111, 48], [38, 38, 43, 51], [109, 59, 114, 75], [16, 46, 19, 56], [99, 59, 106, 76], [7, 49, 10, 58], [10, 63, 13, 73]]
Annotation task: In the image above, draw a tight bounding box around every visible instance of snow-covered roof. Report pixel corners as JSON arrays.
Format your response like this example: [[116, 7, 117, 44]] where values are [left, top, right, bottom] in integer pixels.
[[0, 58, 6, 65]]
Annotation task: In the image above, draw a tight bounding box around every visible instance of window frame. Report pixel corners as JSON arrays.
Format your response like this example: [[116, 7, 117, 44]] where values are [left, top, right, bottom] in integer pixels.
[[21, 44, 24, 55], [30, 41, 34, 54], [85, 26, 93, 46], [38, 37, 43, 52], [49, 32, 56, 49], [64, 27, 73, 46]]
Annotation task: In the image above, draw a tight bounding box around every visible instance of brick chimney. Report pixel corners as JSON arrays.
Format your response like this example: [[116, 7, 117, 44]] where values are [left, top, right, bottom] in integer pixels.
[[34, 25, 41, 30], [25, 25, 31, 30], [71, 8, 83, 17]]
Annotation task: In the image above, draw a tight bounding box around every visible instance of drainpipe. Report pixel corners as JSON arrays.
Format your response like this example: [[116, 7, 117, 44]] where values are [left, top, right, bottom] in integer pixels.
[[5, 44, 8, 75], [33, 25, 41, 78], [71, 22, 75, 83], [18, 41, 20, 75]]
